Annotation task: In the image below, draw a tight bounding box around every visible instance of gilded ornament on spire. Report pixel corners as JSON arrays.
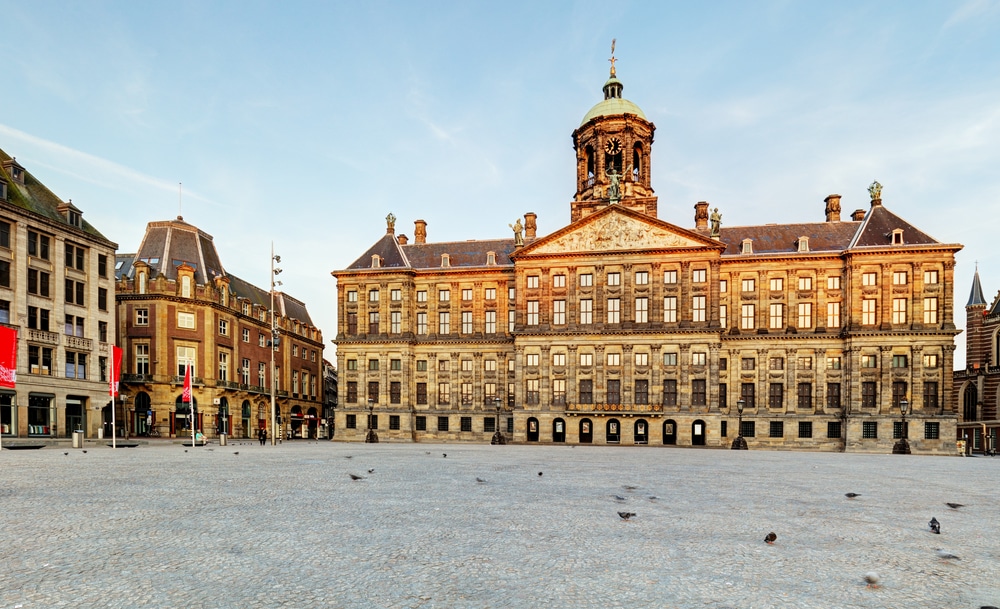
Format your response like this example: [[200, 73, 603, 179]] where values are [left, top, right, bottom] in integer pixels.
[[386, 212, 397, 234], [868, 180, 882, 202], [609, 38, 617, 77]]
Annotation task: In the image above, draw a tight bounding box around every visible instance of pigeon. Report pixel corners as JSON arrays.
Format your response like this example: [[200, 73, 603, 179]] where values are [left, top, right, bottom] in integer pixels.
[[929, 517, 940, 534], [845, 493, 861, 499], [936, 548, 960, 561], [538, 472, 543, 476], [348, 474, 365, 481], [476, 477, 487, 483], [764, 532, 777, 545], [367, 468, 375, 474], [63, 452, 68, 456], [946, 502, 964, 510], [648, 496, 659, 501], [82, 450, 87, 454], [345, 455, 353, 459], [618, 511, 636, 521], [613, 495, 627, 502], [233, 452, 239, 455], [864, 572, 880, 588], [443, 453, 447, 458], [623, 485, 638, 491]]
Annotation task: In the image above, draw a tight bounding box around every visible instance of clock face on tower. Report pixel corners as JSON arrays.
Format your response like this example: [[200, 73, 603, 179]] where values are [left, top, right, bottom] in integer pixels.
[[604, 137, 622, 155]]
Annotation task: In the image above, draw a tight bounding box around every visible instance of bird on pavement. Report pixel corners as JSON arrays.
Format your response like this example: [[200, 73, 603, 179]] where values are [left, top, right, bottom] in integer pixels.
[[367, 468, 375, 474], [764, 532, 777, 545], [348, 474, 365, 481], [476, 477, 487, 483], [63, 452, 68, 456], [613, 495, 627, 502], [864, 572, 880, 588], [845, 493, 861, 499], [344, 455, 353, 459], [618, 511, 636, 521], [946, 502, 964, 509], [538, 472, 543, 476], [935, 548, 960, 561], [929, 517, 940, 534], [443, 453, 447, 458], [623, 485, 639, 491], [233, 452, 239, 456], [82, 450, 87, 454]]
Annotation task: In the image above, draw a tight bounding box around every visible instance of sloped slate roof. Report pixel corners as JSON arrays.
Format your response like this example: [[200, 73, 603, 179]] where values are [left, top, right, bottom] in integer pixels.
[[715, 221, 861, 256], [346, 235, 517, 271], [0, 147, 114, 244], [850, 204, 938, 248], [132, 217, 224, 284], [968, 269, 987, 307]]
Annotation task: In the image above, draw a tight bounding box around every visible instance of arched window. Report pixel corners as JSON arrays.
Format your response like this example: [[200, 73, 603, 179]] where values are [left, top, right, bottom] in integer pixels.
[[181, 275, 191, 298], [963, 385, 978, 421], [632, 144, 642, 182], [137, 271, 146, 294], [585, 145, 595, 184]]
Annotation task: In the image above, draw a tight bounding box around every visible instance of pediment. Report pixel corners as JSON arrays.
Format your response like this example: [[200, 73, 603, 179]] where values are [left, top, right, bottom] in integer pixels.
[[524, 208, 717, 256]]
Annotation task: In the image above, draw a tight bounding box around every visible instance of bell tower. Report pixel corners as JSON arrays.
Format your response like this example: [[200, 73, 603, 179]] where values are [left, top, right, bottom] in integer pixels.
[[570, 41, 657, 222]]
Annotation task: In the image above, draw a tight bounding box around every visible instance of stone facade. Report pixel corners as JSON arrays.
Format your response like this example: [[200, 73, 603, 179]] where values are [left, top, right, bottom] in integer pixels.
[[0, 150, 118, 441], [115, 217, 324, 440], [332, 65, 963, 453], [954, 269, 999, 454]]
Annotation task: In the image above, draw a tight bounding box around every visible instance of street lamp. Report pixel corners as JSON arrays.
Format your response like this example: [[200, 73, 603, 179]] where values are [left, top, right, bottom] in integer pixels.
[[491, 394, 506, 445], [365, 397, 379, 443], [731, 398, 748, 450], [893, 397, 911, 454], [269, 244, 282, 446]]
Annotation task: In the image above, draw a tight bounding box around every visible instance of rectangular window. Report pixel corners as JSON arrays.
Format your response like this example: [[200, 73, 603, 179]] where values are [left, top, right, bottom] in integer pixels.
[[633, 379, 649, 405], [892, 298, 907, 324], [508, 310, 516, 332], [461, 359, 473, 372], [416, 360, 428, 372], [178, 312, 195, 329], [606, 379, 621, 404], [862, 421, 878, 439], [741, 278, 756, 292], [347, 313, 357, 334], [924, 422, 940, 440], [27, 231, 50, 260], [691, 352, 706, 366], [741, 357, 755, 370], [692, 269, 706, 283], [218, 352, 229, 381], [552, 274, 566, 288], [368, 311, 380, 334], [741, 383, 756, 409], [391, 311, 401, 334], [607, 298, 620, 324], [607, 272, 620, 286], [797, 303, 812, 328], [98, 288, 108, 311], [414, 415, 426, 431], [526, 276, 539, 289], [892, 381, 908, 408], [862, 299, 877, 325], [924, 270, 939, 285], [662, 379, 677, 406], [136, 308, 149, 326], [862, 272, 878, 286], [861, 354, 877, 368], [526, 353, 539, 367], [552, 379, 567, 405], [797, 383, 812, 409], [719, 305, 727, 328], [663, 297, 677, 323], [389, 414, 401, 429], [347, 290, 358, 302], [390, 288, 401, 301], [606, 352, 621, 367], [798, 276, 813, 291], [663, 352, 677, 366], [218, 319, 229, 336], [347, 381, 359, 404], [485, 359, 497, 372], [663, 270, 677, 284], [462, 288, 473, 301], [798, 357, 813, 370], [635, 271, 648, 285], [769, 277, 783, 291], [893, 271, 908, 285], [0, 260, 8, 288], [65, 243, 86, 270], [27, 269, 50, 297], [827, 302, 841, 328], [484, 417, 495, 433], [416, 383, 427, 405], [769, 421, 784, 438], [798, 421, 813, 439], [63, 352, 87, 380], [634, 352, 649, 367], [719, 279, 728, 293], [461, 383, 473, 405], [692, 296, 706, 322], [579, 299, 593, 324], [862, 382, 878, 408], [827, 421, 842, 438], [368, 359, 379, 371], [552, 352, 566, 367], [439, 289, 450, 302], [553, 300, 566, 325], [525, 379, 539, 404], [485, 287, 496, 300], [439, 359, 450, 371], [769, 303, 783, 329], [437, 383, 450, 405], [579, 273, 593, 287], [416, 290, 427, 302], [579, 379, 593, 404], [527, 301, 539, 326], [176, 346, 196, 377], [892, 354, 908, 368], [740, 421, 756, 438], [485, 311, 497, 334], [0, 221, 8, 248], [741, 304, 755, 330], [827, 383, 841, 409], [368, 289, 379, 302], [923, 298, 938, 324], [437, 416, 449, 432], [416, 312, 428, 334], [635, 297, 648, 323], [460, 416, 472, 432], [135, 344, 150, 375], [923, 381, 939, 410], [580, 352, 593, 367], [692, 379, 706, 406], [461, 311, 473, 334], [438, 312, 450, 334], [509, 287, 516, 300], [768, 383, 783, 409]]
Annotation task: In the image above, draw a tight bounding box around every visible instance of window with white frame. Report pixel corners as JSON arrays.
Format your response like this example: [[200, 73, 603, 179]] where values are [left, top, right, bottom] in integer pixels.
[[769, 277, 783, 291], [508, 310, 515, 332], [416, 312, 427, 334], [607, 272, 620, 286], [553, 352, 566, 367], [485, 287, 496, 300], [742, 278, 755, 292], [862, 272, 877, 286], [634, 352, 649, 367], [580, 352, 594, 367], [635, 271, 649, 285], [663, 352, 677, 366], [862, 299, 877, 325], [527, 301, 539, 326], [607, 298, 620, 323], [509, 287, 516, 300], [827, 302, 841, 328], [178, 312, 195, 329], [462, 288, 473, 301], [462, 311, 473, 334], [391, 289, 401, 301], [924, 270, 939, 285], [553, 300, 566, 325], [720, 304, 727, 328], [719, 279, 727, 293], [798, 302, 812, 328], [691, 352, 706, 366], [664, 296, 677, 323], [176, 346, 196, 376], [892, 271, 907, 285], [769, 303, 783, 329], [606, 352, 621, 366], [553, 274, 566, 288], [892, 298, 907, 324], [439, 289, 450, 302], [526, 353, 539, 367], [635, 297, 648, 323], [692, 296, 706, 322], [798, 276, 813, 290], [923, 353, 939, 368], [485, 359, 497, 372], [135, 344, 150, 375], [417, 290, 427, 302], [741, 304, 755, 330], [923, 298, 938, 324], [219, 319, 229, 336], [580, 299, 593, 324], [579, 273, 593, 287], [461, 359, 473, 372], [438, 312, 450, 334], [663, 270, 677, 284], [692, 269, 706, 283], [136, 308, 149, 326], [827, 276, 841, 290], [485, 310, 497, 334], [391, 311, 401, 333], [526, 276, 539, 289], [369, 289, 379, 302]]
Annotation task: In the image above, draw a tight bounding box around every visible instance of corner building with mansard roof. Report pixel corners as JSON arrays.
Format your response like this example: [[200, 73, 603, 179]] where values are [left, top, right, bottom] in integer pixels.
[[332, 63, 962, 453]]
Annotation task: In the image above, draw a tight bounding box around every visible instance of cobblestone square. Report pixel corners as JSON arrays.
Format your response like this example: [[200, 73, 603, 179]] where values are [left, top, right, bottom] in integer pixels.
[[1, 442, 998, 608]]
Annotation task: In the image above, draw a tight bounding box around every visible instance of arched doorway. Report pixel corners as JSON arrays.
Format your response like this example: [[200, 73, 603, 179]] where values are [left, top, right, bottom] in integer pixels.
[[552, 418, 566, 443], [307, 407, 319, 439], [963, 384, 978, 421], [691, 419, 706, 446], [527, 417, 540, 442], [290, 405, 304, 439], [634, 419, 648, 444], [579, 418, 593, 443], [606, 418, 620, 444], [663, 419, 677, 445], [173, 395, 199, 436], [134, 392, 152, 436], [241, 400, 251, 438]]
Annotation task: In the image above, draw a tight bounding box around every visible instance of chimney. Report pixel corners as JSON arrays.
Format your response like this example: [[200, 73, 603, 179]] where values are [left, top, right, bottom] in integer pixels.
[[397, 234, 409, 245], [524, 212, 537, 240], [694, 202, 709, 230], [851, 209, 866, 221], [824, 194, 842, 222], [414, 219, 427, 244]]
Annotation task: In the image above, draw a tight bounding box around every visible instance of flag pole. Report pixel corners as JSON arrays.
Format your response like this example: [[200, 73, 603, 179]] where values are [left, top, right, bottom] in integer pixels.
[[110, 346, 117, 449], [189, 365, 196, 448]]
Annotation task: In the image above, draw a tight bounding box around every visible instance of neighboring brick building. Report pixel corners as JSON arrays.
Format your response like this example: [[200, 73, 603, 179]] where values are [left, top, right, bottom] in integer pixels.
[[0, 149, 118, 441], [954, 268, 999, 454], [332, 61, 963, 453], [115, 217, 324, 440]]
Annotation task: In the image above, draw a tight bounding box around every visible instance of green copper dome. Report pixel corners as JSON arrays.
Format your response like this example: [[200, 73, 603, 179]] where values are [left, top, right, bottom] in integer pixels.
[[580, 76, 647, 126]]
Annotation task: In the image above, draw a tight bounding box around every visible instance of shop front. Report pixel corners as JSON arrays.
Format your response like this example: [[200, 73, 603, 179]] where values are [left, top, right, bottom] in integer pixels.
[[28, 393, 54, 437], [1, 391, 14, 436]]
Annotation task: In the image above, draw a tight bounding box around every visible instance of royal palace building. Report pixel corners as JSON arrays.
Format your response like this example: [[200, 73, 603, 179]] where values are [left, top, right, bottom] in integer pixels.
[[0, 149, 118, 441], [115, 217, 325, 441], [332, 62, 963, 453]]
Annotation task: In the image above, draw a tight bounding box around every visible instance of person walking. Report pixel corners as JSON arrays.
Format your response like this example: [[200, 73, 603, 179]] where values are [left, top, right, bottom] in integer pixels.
[[260, 428, 268, 446]]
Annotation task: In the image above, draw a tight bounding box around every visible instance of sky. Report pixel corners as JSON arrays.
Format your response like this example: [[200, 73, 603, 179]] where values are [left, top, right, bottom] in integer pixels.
[[1, 0, 999, 367]]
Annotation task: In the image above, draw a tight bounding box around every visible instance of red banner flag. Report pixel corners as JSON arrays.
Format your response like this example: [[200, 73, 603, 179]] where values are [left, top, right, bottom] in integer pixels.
[[110, 345, 122, 397], [0, 326, 15, 389], [182, 364, 192, 403]]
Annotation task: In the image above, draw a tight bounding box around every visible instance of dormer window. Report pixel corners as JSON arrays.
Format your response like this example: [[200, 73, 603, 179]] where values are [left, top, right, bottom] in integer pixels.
[[0, 177, 7, 200], [57, 200, 83, 228], [3, 158, 25, 186], [891, 229, 904, 245], [486, 251, 496, 265], [741, 239, 753, 255], [797, 236, 809, 253], [441, 254, 450, 268], [371, 255, 381, 268]]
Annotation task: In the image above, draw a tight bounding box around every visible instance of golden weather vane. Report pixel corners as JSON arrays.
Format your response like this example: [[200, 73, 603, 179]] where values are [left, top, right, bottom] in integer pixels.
[[609, 38, 617, 76]]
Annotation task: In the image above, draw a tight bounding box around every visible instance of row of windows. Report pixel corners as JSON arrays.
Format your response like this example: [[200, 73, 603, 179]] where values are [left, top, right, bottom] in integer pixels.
[[25, 344, 110, 381], [344, 413, 514, 434], [0, 224, 110, 276], [342, 269, 942, 307]]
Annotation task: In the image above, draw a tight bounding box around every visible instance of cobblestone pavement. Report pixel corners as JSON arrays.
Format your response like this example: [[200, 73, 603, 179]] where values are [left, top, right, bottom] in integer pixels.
[[0, 441, 998, 609]]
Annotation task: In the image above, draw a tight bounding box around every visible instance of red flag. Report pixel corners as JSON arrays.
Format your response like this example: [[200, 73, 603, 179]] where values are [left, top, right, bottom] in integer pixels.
[[182, 364, 192, 403], [0, 326, 15, 388], [110, 345, 122, 397]]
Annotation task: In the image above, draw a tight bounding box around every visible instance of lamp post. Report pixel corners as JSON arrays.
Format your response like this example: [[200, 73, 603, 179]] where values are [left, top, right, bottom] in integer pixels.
[[893, 397, 911, 454], [270, 244, 282, 446], [491, 395, 506, 445], [366, 396, 379, 443], [731, 398, 748, 450]]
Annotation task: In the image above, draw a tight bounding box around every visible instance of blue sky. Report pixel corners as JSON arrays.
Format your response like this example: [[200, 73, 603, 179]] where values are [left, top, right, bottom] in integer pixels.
[[1, 1, 998, 366]]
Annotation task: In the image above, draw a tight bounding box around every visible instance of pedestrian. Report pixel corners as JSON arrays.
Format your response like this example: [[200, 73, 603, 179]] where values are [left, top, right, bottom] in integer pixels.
[[261, 428, 268, 446]]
